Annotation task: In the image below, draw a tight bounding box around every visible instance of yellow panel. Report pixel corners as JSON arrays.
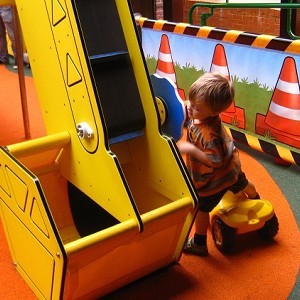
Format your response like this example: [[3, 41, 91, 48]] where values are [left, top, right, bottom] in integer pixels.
[[6, 167, 28, 211], [196, 26, 215, 38], [285, 40, 300, 54], [63, 200, 192, 299], [66, 54, 82, 86], [246, 134, 263, 152], [16, 0, 100, 153], [31, 197, 50, 237], [277, 146, 295, 163], [223, 30, 244, 43], [251, 34, 274, 48], [174, 23, 188, 34], [0, 163, 10, 196], [137, 16, 147, 27], [2, 204, 55, 300], [52, 0, 66, 26], [0, 147, 65, 299], [153, 20, 167, 30], [15, 0, 142, 225]]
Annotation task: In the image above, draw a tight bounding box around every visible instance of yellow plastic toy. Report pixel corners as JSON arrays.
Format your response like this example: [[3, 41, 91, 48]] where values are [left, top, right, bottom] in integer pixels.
[[0, 0, 199, 299], [210, 191, 279, 253]]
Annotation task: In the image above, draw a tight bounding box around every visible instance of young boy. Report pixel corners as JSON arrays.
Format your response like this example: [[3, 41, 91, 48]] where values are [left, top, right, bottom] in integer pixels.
[[177, 72, 259, 256]]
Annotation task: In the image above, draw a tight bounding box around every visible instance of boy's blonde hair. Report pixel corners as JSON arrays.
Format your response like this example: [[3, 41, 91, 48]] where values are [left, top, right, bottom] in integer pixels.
[[188, 72, 235, 115]]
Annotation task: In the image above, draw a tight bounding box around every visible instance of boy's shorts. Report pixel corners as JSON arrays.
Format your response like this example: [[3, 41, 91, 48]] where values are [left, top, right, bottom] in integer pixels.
[[198, 171, 248, 213]]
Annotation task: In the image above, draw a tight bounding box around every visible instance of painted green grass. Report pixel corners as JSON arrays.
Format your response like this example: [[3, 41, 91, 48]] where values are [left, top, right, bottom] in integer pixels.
[[233, 76, 272, 132]]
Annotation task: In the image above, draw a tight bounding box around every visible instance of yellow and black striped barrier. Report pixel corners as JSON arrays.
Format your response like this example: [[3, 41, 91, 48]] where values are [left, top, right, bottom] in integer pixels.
[[137, 17, 300, 55]]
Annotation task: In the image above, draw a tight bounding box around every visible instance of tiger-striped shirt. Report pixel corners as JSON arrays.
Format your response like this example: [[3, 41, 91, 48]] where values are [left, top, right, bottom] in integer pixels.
[[186, 115, 241, 196]]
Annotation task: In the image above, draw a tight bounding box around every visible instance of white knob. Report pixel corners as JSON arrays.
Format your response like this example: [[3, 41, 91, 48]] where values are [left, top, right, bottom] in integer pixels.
[[76, 122, 94, 139]]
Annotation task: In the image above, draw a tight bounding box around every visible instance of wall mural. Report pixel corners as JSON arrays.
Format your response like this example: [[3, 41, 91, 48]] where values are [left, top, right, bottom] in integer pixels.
[[140, 20, 300, 165]]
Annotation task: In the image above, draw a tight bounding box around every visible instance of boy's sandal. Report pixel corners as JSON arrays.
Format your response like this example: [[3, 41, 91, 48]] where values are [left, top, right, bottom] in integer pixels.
[[183, 237, 208, 256]]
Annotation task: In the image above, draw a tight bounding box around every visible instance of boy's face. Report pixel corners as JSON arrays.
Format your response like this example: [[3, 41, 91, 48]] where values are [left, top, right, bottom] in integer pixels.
[[187, 100, 215, 121]]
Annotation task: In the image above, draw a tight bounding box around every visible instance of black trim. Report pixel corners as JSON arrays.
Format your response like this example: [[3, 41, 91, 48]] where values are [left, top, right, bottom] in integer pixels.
[[259, 140, 279, 157], [230, 129, 249, 146], [291, 151, 300, 166]]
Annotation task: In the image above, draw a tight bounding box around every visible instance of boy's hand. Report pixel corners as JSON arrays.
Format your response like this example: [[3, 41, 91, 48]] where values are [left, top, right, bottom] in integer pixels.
[[176, 141, 193, 154], [177, 141, 213, 167]]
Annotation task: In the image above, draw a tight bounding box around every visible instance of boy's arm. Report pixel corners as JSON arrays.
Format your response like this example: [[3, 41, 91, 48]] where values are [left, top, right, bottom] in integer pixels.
[[177, 141, 213, 167]]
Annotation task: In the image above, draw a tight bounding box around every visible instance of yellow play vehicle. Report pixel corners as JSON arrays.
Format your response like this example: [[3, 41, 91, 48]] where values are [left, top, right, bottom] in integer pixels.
[[210, 191, 279, 253]]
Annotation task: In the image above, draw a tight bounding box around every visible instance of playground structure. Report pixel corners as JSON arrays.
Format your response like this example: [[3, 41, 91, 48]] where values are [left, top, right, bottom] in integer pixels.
[[0, 0, 199, 299], [0, 1, 298, 298]]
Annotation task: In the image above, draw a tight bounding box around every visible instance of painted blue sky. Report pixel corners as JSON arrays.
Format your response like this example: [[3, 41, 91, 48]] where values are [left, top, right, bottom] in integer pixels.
[[141, 28, 300, 90]]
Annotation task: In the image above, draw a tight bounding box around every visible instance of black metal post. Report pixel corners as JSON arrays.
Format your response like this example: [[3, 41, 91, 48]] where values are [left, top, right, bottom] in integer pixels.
[[280, 0, 296, 38]]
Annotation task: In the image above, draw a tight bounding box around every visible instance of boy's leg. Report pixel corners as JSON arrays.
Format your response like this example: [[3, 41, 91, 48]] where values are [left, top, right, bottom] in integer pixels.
[[183, 190, 227, 256], [183, 211, 209, 256], [195, 210, 210, 235], [231, 172, 259, 199], [242, 181, 260, 199]]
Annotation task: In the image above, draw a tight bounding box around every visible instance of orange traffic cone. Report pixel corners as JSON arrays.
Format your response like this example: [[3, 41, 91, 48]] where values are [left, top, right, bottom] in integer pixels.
[[209, 44, 245, 129], [156, 34, 185, 100], [265, 57, 300, 136], [210, 44, 235, 113]]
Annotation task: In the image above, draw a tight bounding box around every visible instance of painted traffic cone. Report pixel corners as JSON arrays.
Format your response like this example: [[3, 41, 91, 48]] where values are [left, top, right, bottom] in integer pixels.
[[265, 57, 300, 136], [210, 44, 235, 113], [156, 34, 185, 100]]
